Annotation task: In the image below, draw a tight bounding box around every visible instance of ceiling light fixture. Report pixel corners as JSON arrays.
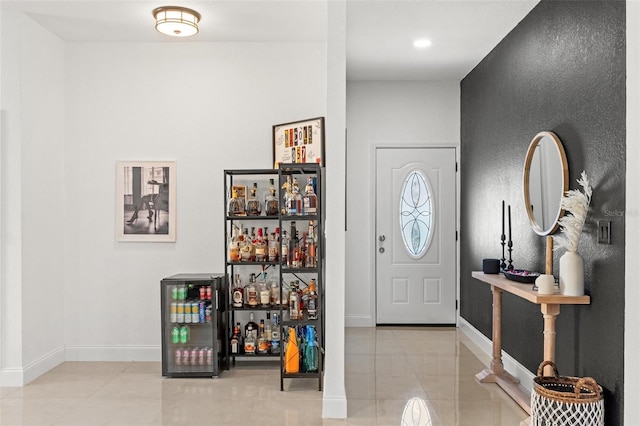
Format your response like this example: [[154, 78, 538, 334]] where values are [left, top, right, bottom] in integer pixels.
[[413, 39, 432, 49], [152, 6, 201, 37]]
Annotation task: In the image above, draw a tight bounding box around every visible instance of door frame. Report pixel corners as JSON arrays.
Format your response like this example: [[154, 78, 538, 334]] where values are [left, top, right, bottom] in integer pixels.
[[371, 144, 460, 326]]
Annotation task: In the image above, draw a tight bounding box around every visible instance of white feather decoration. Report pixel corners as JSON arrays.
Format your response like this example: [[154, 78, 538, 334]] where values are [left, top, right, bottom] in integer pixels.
[[553, 171, 592, 252]]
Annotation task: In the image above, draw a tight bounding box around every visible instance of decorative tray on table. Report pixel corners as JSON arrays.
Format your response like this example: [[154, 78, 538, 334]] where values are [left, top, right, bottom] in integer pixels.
[[502, 269, 540, 284]]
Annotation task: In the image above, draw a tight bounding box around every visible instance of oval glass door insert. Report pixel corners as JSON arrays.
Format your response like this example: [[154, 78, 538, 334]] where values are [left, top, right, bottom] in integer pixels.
[[399, 169, 434, 258]]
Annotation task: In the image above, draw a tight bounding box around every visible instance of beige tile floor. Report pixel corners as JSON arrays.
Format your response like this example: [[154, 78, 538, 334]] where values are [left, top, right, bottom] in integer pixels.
[[0, 327, 528, 425]]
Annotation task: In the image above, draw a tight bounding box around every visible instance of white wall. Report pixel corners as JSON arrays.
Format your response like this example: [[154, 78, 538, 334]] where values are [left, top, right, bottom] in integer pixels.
[[0, 11, 66, 385], [345, 81, 460, 326], [63, 41, 327, 359], [625, 2, 639, 424]]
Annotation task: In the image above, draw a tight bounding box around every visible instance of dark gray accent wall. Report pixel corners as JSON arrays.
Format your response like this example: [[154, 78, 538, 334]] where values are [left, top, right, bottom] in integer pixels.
[[460, 1, 625, 423]]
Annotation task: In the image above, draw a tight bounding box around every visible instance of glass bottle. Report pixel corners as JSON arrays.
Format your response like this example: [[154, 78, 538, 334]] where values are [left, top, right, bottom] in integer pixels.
[[229, 225, 240, 262], [265, 312, 272, 349], [264, 179, 279, 216], [257, 320, 269, 354], [281, 176, 292, 215], [246, 182, 262, 216], [246, 273, 258, 306], [307, 279, 318, 320], [287, 177, 303, 215], [259, 272, 271, 307], [305, 221, 317, 268], [228, 188, 244, 216], [289, 281, 300, 320], [304, 326, 318, 372], [289, 222, 299, 268], [254, 228, 267, 262], [284, 327, 299, 373], [230, 323, 240, 354], [239, 227, 254, 262], [270, 313, 280, 354], [244, 313, 258, 354], [231, 274, 244, 308], [303, 176, 317, 215], [280, 230, 289, 267], [268, 232, 279, 262]]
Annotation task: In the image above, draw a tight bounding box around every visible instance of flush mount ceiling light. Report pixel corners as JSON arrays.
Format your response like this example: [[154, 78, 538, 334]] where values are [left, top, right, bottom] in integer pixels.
[[152, 6, 201, 37], [413, 39, 432, 49]]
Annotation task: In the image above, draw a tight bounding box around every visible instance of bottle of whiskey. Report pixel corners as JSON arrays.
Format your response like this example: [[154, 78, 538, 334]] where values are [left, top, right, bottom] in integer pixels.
[[246, 183, 262, 216], [268, 232, 279, 262], [246, 273, 259, 306], [259, 272, 271, 307], [303, 177, 317, 215], [254, 228, 267, 262], [232, 274, 244, 308], [265, 312, 272, 351], [257, 319, 269, 354], [281, 176, 292, 215], [244, 313, 258, 354], [270, 313, 280, 354], [228, 188, 244, 216], [288, 222, 298, 268], [230, 323, 241, 354], [239, 227, 254, 262], [307, 279, 317, 320], [280, 229, 289, 266], [289, 281, 300, 320], [229, 225, 240, 262], [288, 178, 303, 215], [264, 179, 279, 216], [305, 221, 317, 268]]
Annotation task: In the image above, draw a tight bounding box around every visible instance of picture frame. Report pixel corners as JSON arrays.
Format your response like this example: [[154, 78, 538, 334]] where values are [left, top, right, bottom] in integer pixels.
[[116, 161, 176, 242], [273, 117, 325, 167]]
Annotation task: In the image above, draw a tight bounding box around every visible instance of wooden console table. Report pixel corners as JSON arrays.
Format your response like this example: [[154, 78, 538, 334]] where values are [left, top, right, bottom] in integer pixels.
[[471, 271, 590, 415]]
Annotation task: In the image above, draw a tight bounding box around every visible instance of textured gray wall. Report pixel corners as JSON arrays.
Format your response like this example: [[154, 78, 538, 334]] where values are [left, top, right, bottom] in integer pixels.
[[460, 1, 625, 423]]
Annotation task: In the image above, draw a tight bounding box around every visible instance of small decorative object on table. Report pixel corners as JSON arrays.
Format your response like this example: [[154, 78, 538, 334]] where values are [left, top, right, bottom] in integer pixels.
[[553, 171, 592, 296], [500, 200, 514, 270], [502, 269, 540, 283]]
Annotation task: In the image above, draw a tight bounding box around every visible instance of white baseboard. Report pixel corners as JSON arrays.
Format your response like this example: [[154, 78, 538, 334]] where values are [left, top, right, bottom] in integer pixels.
[[458, 317, 535, 394], [322, 394, 348, 419], [345, 314, 373, 327], [0, 345, 65, 386], [65, 345, 161, 362]]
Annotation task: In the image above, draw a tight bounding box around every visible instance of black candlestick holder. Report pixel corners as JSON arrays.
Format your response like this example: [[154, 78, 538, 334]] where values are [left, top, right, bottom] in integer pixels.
[[507, 240, 514, 270], [500, 233, 507, 271]]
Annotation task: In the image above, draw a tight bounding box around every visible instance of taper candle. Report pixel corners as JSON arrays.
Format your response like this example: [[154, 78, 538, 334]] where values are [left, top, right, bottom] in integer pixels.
[[508, 204, 512, 243], [502, 200, 505, 237]]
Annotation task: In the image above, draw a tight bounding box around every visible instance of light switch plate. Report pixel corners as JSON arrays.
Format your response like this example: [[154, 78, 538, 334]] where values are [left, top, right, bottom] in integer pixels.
[[597, 220, 611, 244]]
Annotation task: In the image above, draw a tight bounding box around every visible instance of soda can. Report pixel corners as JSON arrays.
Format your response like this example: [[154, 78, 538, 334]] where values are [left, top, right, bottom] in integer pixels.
[[206, 347, 213, 365], [198, 348, 205, 366], [182, 348, 190, 365], [177, 286, 186, 300], [198, 302, 206, 323], [176, 302, 185, 323], [206, 286, 212, 300], [199, 286, 206, 300], [171, 287, 178, 300], [191, 302, 200, 323], [205, 304, 212, 323], [175, 348, 182, 366], [184, 302, 192, 324], [171, 326, 180, 344], [190, 348, 198, 366], [170, 302, 177, 323], [179, 326, 188, 344]]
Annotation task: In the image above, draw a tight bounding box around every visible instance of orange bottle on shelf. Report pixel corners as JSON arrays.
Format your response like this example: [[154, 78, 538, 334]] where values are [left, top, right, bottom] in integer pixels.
[[284, 327, 299, 373]]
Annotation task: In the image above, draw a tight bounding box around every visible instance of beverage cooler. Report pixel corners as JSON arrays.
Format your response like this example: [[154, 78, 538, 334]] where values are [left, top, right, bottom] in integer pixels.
[[161, 273, 227, 378]]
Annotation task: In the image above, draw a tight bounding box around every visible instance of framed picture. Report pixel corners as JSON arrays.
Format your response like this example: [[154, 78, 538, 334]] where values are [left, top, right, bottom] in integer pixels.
[[116, 161, 176, 242], [273, 117, 325, 167]]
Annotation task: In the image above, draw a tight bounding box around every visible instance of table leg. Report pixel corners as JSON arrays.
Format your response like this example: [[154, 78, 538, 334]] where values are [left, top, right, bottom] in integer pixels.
[[541, 303, 560, 375]]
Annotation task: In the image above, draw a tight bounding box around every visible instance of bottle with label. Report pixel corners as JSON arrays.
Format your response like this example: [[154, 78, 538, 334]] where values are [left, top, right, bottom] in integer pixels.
[[303, 176, 317, 215], [287, 178, 303, 215], [246, 273, 259, 306], [305, 221, 317, 268], [265, 312, 272, 348], [304, 326, 318, 373], [288, 222, 298, 268], [281, 176, 292, 215], [239, 227, 254, 262], [257, 320, 269, 354], [230, 323, 240, 354], [254, 228, 267, 262], [231, 274, 244, 308], [271, 313, 280, 354], [264, 178, 279, 216], [229, 225, 240, 262], [244, 313, 258, 355], [259, 272, 271, 307], [284, 327, 299, 373], [246, 183, 262, 216], [270, 276, 280, 306], [289, 281, 300, 320], [280, 230, 289, 266], [228, 188, 244, 216], [307, 279, 318, 320]]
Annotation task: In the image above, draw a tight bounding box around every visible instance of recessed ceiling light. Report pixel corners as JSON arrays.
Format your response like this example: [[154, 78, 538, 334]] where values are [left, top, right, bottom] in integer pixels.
[[413, 39, 432, 49]]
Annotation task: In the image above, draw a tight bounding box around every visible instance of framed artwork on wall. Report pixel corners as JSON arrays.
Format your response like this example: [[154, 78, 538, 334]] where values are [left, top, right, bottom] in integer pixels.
[[116, 161, 176, 242], [273, 117, 325, 167]]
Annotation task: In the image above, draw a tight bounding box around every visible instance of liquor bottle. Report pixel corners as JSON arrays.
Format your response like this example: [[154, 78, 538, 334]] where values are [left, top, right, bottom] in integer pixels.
[[289, 281, 300, 320], [304, 326, 318, 372], [245, 312, 258, 340], [244, 314, 258, 354], [229, 225, 240, 262], [265, 312, 273, 347], [264, 179, 279, 216], [271, 313, 280, 354], [307, 279, 317, 320], [270, 276, 280, 306], [284, 327, 299, 373], [246, 273, 258, 306], [254, 228, 267, 262], [228, 188, 244, 216], [246, 183, 262, 216], [268, 232, 279, 262], [288, 222, 297, 268], [230, 323, 240, 354], [280, 230, 289, 266], [239, 227, 254, 262], [303, 176, 317, 214], [281, 176, 292, 215], [231, 274, 244, 308], [259, 272, 271, 307], [287, 178, 303, 215], [257, 320, 269, 354], [305, 221, 317, 268]]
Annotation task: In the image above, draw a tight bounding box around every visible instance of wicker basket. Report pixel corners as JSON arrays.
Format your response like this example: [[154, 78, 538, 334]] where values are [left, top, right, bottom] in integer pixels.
[[531, 360, 604, 426]]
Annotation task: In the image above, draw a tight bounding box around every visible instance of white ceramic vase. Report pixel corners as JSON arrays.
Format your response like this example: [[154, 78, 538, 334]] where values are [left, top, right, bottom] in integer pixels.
[[559, 250, 584, 296]]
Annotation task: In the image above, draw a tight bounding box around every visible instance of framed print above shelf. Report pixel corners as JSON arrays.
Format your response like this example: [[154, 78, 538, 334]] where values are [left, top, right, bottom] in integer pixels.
[[273, 117, 325, 167]]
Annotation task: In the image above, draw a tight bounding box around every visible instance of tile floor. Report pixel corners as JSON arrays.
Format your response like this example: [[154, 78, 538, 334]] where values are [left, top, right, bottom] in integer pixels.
[[0, 327, 528, 425]]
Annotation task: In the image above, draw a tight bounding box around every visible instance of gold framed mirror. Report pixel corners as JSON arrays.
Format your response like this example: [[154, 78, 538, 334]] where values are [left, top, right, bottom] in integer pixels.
[[523, 131, 569, 236]]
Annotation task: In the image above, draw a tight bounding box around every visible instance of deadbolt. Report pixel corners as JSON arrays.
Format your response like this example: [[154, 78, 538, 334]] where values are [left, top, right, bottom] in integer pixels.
[[379, 235, 386, 242]]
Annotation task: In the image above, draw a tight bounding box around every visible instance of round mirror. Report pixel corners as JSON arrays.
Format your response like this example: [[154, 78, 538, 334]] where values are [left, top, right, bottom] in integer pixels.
[[523, 131, 569, 236]]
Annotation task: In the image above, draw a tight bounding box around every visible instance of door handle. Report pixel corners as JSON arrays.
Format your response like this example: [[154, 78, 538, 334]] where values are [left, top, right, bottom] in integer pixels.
[[378, 235, 386, 242]]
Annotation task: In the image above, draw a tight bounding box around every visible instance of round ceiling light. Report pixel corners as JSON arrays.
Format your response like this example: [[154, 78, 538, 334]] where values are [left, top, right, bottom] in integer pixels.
[[152, 6, 201, 37], [413, 39, 432, 49]]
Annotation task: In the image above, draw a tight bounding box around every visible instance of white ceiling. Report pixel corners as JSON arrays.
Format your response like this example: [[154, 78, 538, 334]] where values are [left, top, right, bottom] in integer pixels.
[[1, 0, 538, 81]]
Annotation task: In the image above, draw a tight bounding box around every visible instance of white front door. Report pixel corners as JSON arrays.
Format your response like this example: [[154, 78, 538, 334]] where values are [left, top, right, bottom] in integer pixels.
[[375, 147, 457, 324]]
